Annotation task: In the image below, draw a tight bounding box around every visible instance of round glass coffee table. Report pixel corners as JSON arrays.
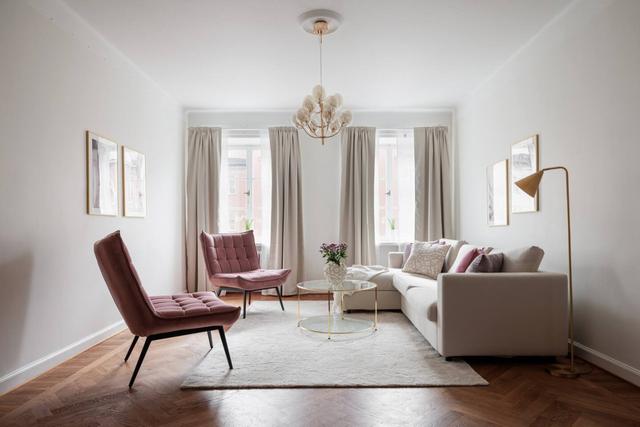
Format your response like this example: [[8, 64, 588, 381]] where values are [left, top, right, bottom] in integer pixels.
[[296, 280, 378, 339]]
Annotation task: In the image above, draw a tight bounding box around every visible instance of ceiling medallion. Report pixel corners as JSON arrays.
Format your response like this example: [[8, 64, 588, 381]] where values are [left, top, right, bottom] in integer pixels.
[[293, 10, 352, 144]]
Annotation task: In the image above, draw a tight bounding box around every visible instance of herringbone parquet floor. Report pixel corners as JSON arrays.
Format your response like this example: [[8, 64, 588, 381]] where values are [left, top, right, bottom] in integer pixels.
[[1, 294, 640, 426]]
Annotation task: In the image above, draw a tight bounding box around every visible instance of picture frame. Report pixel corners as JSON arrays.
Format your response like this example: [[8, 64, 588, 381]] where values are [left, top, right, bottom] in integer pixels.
[[122, 146, 146, 217], [511, 135, 539, 213], [86, 131, 118, 216], [487, 159, 509, 226]]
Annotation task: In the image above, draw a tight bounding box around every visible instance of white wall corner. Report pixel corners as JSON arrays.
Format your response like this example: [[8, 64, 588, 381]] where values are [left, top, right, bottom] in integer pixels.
[[26, 0, 177, 104], [574, 342, 640, 387]]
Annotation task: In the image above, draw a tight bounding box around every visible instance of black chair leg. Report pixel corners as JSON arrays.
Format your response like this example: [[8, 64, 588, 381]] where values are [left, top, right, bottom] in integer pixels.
[[129, 337, 151, 388], [207, 330, 213, 349], [215, 288, 222, 297], [242, 290, 248, 319], [218, 327, 233, 369], [248, 291, 252, 305], [275, 286, 285, 311], [124, 336, 139, 361]]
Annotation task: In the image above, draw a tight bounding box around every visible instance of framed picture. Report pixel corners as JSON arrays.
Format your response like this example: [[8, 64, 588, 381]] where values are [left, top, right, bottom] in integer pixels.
[[487, 159, 509, 226], [122, 147, 146, 217], [511, 135, 539, 213], [86, 131, 118, 216]]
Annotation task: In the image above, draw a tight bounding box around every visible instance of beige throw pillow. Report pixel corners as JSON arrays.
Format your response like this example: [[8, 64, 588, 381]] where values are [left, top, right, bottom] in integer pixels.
[[501, 246, 545, 272], [402, 242, 451, 279]]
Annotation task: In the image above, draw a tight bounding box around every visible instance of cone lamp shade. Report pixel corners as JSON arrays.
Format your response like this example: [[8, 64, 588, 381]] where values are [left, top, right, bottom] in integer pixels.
[[515, 170, 544, 197]]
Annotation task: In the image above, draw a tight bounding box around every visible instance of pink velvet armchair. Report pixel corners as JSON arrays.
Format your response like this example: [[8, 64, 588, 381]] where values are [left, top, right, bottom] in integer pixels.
[[94, 231, 240, 388], [200, 230, 291, 318]]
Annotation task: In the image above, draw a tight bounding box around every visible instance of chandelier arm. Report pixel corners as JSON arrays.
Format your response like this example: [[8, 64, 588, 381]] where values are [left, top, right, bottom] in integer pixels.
[[300, 124, 342, 141], [309, 112, 322, 127], [301, 127, 319, 140]]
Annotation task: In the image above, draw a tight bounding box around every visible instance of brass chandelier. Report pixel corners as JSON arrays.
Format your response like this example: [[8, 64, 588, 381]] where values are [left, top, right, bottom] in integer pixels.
[[293, 11, 352, 144]]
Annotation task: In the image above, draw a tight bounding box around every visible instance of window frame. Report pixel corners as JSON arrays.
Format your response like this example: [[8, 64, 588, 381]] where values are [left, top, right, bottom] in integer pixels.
[[221, 129, 269, 240], [374, 129, 414, 244]]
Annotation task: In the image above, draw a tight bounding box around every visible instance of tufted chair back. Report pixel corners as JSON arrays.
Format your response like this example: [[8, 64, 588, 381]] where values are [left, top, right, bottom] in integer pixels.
[[94, 231, 158, 336], [200, 230, 260, 275]]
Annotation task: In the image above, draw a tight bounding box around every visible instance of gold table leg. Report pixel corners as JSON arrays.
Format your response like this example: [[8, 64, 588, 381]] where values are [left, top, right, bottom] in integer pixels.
[[327, 291, 332, 340], [297, 287, 300, 324], [374, 286, 378, 330]]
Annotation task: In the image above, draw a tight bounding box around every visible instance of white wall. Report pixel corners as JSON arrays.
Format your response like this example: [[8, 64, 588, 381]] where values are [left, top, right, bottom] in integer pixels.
[[456, 0, 640, 383], [0, 1, 184, 392], [187, 110, 451, 279]]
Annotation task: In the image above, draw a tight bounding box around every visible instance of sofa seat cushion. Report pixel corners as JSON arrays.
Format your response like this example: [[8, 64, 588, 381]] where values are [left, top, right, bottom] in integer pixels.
[[211, 269, 291, 290], [393, 270, 437, 297], [150, 292, 239, 319], [368, 269, 398, 291], [405, 286, 438, 322]]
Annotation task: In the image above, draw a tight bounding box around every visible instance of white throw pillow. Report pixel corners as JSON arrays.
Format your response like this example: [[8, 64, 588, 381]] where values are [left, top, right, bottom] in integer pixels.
[[501, 246, 545, 272], [438, 239, 467, 271], [402, 242, 451, 279], [448, 244, 493, 273]]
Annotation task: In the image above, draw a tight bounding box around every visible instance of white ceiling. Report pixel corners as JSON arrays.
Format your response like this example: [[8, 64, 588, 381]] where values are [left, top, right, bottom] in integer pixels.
[[63, 0, 571, 110]]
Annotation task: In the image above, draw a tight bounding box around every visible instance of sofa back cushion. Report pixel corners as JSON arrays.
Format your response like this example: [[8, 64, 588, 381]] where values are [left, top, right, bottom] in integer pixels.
[[466, 253, 504, 272], [402, 242, 450, 279], [449, 244, 493, 272], [500, 246, 545, 272], [439, 239, 467, 271], [402, 243, 413, 266]]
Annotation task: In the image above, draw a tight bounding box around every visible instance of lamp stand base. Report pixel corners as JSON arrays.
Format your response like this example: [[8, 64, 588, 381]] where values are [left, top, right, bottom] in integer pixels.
[[546, 360, 592, 378]]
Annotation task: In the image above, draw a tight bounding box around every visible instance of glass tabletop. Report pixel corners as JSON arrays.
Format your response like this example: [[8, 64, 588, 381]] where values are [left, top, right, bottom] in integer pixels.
[[297, 279, 376, 293]]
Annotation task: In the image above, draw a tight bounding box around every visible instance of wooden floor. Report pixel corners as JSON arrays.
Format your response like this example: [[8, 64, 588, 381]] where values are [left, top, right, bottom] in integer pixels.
[[2, 294, 640, 427]]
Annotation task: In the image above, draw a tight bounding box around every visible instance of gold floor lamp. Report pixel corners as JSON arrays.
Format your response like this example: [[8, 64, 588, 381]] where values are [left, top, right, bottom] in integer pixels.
[[515, 166, 591, 378]]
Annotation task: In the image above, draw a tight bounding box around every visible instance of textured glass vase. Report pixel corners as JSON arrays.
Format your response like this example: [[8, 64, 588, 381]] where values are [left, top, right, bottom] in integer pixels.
[[323, 260, 347, 289]]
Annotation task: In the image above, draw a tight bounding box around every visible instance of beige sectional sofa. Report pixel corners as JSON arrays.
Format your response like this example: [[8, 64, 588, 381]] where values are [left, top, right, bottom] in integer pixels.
[[343, 240, 569, 358]]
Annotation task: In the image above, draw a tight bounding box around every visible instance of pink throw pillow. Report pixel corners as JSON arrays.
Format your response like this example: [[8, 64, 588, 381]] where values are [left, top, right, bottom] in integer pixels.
[[454, 248, 483, 273]]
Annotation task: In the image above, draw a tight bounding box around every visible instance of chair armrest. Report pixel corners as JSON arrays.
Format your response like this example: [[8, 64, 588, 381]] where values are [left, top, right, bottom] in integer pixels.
[[437, 272, 568, 356], [388, 252, 404, 268]]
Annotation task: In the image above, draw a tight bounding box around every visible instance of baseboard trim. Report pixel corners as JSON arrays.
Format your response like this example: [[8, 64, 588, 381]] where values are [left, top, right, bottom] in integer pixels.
[[0, 320, 126, 395], [574, 341, 640, 387]]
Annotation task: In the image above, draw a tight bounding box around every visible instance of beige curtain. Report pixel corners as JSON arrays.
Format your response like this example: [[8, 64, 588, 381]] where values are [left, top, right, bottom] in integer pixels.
[[414, 126, 452, 241], [267, 127, 304, 295], [186, 127, 222, 292], [339, 127, 376, 266]]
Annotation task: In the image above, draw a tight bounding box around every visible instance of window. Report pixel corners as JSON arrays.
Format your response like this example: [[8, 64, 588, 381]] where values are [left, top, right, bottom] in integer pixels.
[[374, 129, 414, 243], [228, 174, 237, 194], [219, 130, 271, 244]]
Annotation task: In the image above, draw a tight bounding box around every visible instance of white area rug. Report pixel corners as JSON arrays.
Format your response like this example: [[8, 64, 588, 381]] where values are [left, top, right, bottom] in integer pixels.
[[181, 301, 487, 389]]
